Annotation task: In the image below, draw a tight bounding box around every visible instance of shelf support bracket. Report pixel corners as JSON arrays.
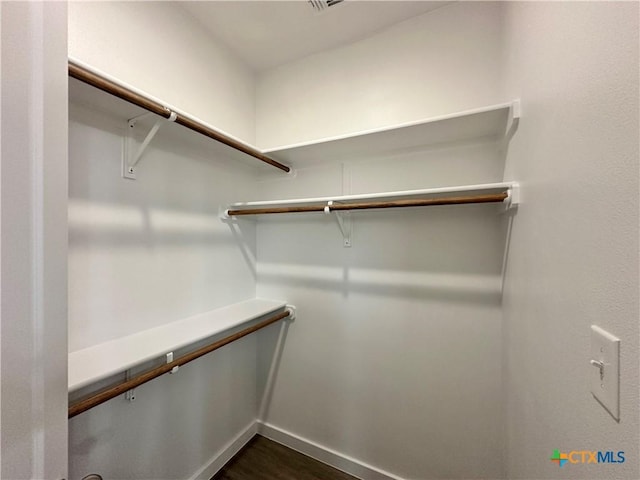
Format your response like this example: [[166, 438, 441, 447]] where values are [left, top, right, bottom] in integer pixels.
[[325, 201, 352, 247], [502, 99, 521, 150], [123, 111, 177, 180]]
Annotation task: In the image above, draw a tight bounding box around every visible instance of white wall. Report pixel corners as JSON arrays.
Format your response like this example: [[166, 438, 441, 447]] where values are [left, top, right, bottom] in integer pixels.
[[501, 2, 639, 479], [1, 2, 68, 478], [68, 1, 257, 144], [67, 3, 264, 478], [253, 4, 508, 478], [68, 104, 259, 350], [64, 2, 640, 479], [67, 98, 260, 479], [256, 1, 504, 149], [255, 154, 507, 479]]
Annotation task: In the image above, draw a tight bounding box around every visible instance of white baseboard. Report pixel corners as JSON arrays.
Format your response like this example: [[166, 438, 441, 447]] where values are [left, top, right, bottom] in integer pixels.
[[257, 421, 405, 480], [188, 421, 258, 480], [188, 420, 406, 480]]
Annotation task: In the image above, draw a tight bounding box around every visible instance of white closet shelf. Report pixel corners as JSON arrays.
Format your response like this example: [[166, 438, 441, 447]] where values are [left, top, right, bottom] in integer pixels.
[[68, 299, 288, 392], [224, 183, 519, 248], [264, 100, 520, 166], [68, 72, 288, 174], [225, 182, 520, 215]]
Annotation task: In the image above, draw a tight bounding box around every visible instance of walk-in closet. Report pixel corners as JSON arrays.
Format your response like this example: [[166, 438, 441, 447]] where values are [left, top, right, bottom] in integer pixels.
[[1, 1, 638, 480]]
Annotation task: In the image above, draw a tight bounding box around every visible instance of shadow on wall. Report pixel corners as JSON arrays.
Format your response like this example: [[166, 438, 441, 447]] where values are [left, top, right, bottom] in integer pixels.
[[253, 202, 516, 306], [68, 103, 260, 351], [69, 199, 253, 248], [258, 267, 502, 306], [68, 192, 258, 280], [256, 320, 292, 422]]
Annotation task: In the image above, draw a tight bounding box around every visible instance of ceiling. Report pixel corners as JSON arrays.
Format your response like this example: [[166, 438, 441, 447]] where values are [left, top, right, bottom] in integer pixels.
[[181, 1, 450, 72]]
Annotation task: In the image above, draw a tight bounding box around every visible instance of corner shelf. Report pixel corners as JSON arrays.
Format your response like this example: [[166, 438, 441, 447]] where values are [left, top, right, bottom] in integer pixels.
[[264, 101, 520, 166], [68, 298, 288, 392], [226, 100, 521, 247]]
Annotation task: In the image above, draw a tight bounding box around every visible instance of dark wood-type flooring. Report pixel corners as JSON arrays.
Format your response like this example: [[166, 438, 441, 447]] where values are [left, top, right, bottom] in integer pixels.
[[212, 435, 360, 480]]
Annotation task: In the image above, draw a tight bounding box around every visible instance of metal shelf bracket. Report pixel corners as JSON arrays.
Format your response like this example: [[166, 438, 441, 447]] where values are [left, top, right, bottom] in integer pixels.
[[325, 201, 352, 247], [123, 111, 177, 180]]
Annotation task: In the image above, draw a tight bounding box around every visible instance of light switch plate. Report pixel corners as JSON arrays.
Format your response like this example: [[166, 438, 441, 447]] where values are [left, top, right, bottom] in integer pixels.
[[590, 325, 620, 421]]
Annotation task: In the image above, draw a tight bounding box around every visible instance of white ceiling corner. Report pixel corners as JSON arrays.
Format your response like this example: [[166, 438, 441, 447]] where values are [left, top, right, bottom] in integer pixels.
[[180, 1, 451, 72]]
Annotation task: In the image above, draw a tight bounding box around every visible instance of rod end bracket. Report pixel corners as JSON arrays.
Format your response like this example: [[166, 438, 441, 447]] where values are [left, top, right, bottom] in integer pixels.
[[166, 352, 179, 374], [220, 207, 232, 221], [285, 305, 297, 321], [504, 182, 520, 210]]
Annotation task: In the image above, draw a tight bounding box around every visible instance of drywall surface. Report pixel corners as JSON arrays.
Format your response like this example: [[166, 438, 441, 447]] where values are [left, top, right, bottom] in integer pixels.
[[255, 139, 508, 478], [252, 4, 510, 477], [68, 1, 257, 144], [69, 335, 257, 480], [1, 2, 68, 478], [67, 99, 259, 478], [68, 104, 258, 350], [256, 1, 504, 150], [501, 2, 639, 479]]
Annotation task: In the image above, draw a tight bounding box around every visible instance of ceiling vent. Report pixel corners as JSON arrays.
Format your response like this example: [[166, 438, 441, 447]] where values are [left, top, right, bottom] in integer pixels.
[[308, 0, 345, 13]]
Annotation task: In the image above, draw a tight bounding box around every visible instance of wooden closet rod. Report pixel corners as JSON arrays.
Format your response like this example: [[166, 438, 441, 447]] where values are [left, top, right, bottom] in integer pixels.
[[68, 62, 291, 173], [68, 309, 291, 418], [226, 192, 508, 216]]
